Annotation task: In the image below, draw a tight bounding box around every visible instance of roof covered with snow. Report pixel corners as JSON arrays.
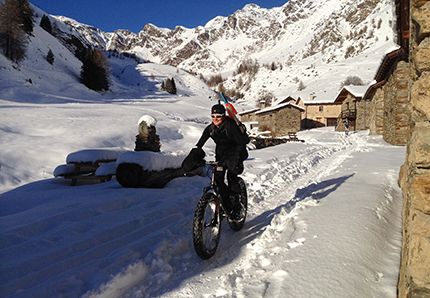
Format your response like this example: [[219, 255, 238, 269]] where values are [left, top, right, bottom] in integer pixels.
[[256, 102, 305, 115]]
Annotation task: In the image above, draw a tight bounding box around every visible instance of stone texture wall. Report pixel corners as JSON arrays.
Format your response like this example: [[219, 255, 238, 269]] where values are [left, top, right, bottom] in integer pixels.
[[383, 61, 410, 146], [240, 112, 257, 122], [369, 88, 385, 135], [362, 60, 409, 145], [257, 106, 302, 137], [355, 98, 372, 131], [398, 0, 430, 296]]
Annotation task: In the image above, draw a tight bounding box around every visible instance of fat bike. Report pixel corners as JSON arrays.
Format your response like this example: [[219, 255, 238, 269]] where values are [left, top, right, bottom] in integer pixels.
[[192, 162, 247, 260]]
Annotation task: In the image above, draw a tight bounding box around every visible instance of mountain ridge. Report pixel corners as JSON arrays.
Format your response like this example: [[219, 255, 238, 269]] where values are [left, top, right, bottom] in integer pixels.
[[2, 0, 397, 108]]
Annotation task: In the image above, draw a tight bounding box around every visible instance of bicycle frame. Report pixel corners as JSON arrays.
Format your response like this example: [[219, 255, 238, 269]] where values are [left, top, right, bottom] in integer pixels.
[[203, 162, 226, 223]]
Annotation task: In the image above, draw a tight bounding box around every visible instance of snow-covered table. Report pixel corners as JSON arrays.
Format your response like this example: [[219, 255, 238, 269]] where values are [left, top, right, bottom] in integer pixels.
[[54, 148, 128, 186]]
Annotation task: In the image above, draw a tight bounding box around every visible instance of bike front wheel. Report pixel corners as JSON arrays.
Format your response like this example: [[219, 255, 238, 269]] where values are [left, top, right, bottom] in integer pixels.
[[193, 193, 222, 259]]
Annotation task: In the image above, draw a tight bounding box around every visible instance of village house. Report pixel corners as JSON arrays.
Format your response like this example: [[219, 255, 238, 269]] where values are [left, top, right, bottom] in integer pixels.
[[334, 85, 369, 132], [363, 48, 409, 145], [296, 95, 342, 129], [238, 96, 304, 137], [238, 108, 259, 123], [334, 48, 409, 146], [255, 102, 304, 137]]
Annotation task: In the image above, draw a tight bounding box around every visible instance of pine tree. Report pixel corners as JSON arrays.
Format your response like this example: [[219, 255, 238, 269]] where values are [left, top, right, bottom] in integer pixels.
[[40, 15, 52, 34], [17, 0, 33, 35], [0, 0, 27, 63], [80, 47, 110, 92], [46, 49, 54, 64], [165, 78, 177, 94], [170, 78, 177, 94]]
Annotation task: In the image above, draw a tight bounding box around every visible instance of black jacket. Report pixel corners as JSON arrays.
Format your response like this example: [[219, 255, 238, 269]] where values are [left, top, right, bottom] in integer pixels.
[[196, 117, 248, 167]]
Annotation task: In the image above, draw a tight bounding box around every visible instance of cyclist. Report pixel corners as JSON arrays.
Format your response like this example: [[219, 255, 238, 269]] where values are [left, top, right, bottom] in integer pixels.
[[195, 104, 249, 220]]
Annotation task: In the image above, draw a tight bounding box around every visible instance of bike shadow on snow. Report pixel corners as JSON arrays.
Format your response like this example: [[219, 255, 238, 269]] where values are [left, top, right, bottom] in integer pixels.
[[146, 174, 355, 296], [229, 173, 356, 254]]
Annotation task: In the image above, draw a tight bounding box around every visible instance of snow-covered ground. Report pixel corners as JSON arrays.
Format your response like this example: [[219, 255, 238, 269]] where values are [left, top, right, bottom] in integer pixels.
[[0, 99, 405, 297], [0, 9, 405, 296]]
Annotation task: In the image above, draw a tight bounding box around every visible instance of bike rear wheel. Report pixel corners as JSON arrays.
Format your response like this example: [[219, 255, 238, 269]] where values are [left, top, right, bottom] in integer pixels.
[[193, 193, 222, 259], [227, 177, 248, 231]]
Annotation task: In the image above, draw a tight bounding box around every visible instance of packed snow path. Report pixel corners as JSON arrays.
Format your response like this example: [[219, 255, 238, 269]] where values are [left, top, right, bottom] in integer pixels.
[[0, 129, 404, 298], [110, 130, 403, 298]]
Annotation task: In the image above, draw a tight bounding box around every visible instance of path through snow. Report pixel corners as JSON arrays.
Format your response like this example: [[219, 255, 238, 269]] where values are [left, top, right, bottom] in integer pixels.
[[82, 129, 403, 298]]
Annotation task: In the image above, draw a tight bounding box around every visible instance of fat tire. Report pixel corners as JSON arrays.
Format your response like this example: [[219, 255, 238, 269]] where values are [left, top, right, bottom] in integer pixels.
[[227, 178, 248, 231], [193, 193, 222, 259]]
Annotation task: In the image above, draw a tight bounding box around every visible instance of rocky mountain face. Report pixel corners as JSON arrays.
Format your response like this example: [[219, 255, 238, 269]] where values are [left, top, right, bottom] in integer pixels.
[[51, 0, 396, 105], [54, 0, 394, 74]]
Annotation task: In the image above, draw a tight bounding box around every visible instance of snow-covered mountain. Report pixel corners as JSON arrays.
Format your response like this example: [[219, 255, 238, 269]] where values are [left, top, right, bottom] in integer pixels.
[[52, 0, 397, 106]]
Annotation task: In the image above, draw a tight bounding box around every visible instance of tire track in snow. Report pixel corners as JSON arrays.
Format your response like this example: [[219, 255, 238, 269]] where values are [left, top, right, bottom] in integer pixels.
[[207, 133, 397, 298], [195, 134, 359, 298]]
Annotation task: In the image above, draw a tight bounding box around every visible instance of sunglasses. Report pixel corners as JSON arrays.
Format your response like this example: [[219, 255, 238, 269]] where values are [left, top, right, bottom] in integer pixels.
[[211, 114, 224, 118]]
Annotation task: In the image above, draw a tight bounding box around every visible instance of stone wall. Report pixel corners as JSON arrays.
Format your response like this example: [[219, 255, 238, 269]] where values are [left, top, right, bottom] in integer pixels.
[[257, 106, 302, 137], [369, 88, 384, 135], [362, 60, 409, 145], [383, 61, 410, 146], [240, 110, 259, 122], [355, 98, 372, 131], [398, 0, 430, 297]]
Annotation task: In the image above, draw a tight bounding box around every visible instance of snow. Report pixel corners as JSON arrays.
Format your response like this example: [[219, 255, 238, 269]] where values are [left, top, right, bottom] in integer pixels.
[[0, 77, 406, 298], [116, 151, 187, 172], [0, 3, 405, 298], [342, 85, 369, 97], [66, 148, 129, 164], [256, 102, 305, 114], [138, 115, 157, 127]]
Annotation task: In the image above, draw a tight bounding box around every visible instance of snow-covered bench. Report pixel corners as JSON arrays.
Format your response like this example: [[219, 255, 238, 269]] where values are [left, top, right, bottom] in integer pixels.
[[54, 148, 128, 186], [115, 150, 190, 188]]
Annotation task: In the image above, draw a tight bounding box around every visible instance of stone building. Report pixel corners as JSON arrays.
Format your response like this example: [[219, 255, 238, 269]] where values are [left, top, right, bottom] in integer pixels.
[[363, 48, 410, 146], [334, 86, 368, 132], [238, 108, 259, 122], [397, 0, 430, 296], [365, 83, 385, 135], [255, 102, 304, 137], [238, 97, 304, 137]]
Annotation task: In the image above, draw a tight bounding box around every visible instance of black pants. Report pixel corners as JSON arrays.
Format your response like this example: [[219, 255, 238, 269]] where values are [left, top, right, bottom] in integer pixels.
[[214, 167, 241, 213]]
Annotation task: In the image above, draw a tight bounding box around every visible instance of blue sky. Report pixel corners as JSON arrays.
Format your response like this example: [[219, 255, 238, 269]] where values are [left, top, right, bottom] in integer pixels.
[[31, 0, 289, 33]]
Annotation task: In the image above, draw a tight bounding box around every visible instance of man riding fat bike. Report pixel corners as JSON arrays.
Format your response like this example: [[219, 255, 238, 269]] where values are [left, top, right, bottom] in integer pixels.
[[195, 104, 249, 220]]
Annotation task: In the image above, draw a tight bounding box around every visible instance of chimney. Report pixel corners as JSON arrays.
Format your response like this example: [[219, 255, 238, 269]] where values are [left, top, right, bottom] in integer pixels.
[[260, 100, 266, 110], [310, 94, 313, 101]]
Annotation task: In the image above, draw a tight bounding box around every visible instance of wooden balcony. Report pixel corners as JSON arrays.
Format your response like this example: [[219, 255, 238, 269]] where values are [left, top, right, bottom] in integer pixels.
[[341, 108, 356, 120]]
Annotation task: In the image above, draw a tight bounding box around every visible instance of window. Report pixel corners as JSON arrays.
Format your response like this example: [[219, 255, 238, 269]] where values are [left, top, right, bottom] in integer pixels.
[[319, 106, 323, 112]]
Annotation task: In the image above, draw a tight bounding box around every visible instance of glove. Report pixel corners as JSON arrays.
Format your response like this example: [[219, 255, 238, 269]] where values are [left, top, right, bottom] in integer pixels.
[[182, 148, 205, 172]]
